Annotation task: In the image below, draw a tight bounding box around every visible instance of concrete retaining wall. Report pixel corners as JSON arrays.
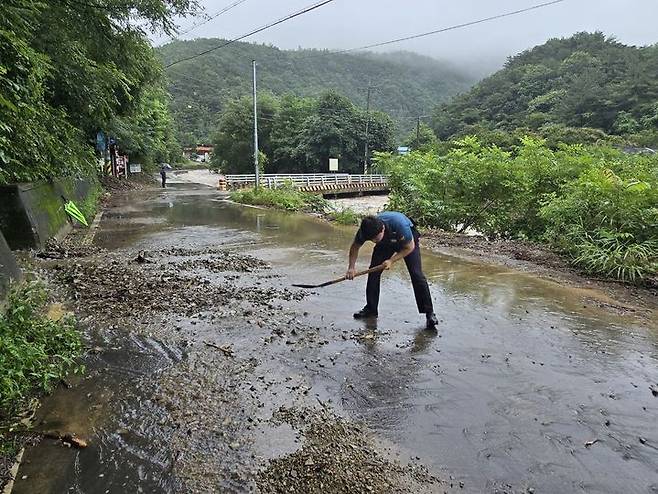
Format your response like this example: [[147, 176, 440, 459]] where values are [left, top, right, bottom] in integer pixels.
[[0, 230, 21, 300], [0, 178, 98, 250]]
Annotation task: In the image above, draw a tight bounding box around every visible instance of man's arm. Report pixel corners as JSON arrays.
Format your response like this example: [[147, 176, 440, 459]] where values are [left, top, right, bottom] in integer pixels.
[[346, 242, 361, 279], [382, 238, 415, 270]]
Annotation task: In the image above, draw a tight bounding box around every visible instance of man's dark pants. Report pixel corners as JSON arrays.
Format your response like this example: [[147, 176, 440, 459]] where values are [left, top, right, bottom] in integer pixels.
[[366, 230, 433, 314], [161, 172, 166, 188]]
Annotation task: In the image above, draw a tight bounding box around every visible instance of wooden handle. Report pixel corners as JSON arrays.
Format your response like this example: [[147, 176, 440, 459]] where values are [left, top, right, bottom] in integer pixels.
[[321, 264, 386, 287], [354, 264, 387, 278]]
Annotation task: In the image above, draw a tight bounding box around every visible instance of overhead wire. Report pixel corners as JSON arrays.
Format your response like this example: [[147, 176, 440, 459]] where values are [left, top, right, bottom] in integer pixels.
[[294, 0, 567, 59], [163, 0, 568, 87], [164, 0, 337, 68], [156, 0, 250, 47], [163, 0, 569, 126]]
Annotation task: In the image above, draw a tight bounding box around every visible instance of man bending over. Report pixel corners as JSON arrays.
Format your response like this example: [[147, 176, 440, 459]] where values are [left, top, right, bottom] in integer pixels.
[[347, 212, 438, 330]]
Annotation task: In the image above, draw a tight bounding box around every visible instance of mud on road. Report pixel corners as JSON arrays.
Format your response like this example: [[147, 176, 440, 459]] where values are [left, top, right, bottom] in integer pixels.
[[14, 229, 446, 492]]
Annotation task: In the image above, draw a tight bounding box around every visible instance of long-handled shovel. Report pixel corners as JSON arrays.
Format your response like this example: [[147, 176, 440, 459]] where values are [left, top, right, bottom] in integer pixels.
[[292, 264, 386, 289]]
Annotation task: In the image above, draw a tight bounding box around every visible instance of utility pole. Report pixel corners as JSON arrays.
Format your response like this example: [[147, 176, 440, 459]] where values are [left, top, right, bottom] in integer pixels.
[[363, 84, 372, 174], [252, 60, 259, 189], [415, 115, 431, 151]]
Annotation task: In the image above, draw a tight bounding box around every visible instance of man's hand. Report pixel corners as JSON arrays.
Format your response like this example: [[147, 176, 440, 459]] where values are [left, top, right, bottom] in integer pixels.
[[346, 267, 356, 280], [382, 259, 393, 271]]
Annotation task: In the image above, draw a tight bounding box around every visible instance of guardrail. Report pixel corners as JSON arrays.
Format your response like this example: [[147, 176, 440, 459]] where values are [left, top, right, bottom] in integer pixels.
[[224, 174, 388, 189]]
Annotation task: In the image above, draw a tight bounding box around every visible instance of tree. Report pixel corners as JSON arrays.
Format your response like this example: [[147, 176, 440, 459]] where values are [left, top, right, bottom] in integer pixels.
[[109, 87, 180, 164], [210, 94, 279, 174], [158, 41, 474, 145], [430, 32, 658, 146], [0, 0, 197, 184], [270, 94, 314, 172], [402, 122, 437, 152], [211, 91, 395, 174]]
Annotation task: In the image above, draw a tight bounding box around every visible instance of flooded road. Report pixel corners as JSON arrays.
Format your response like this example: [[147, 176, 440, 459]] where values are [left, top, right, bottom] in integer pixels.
[[13, 186, 658, 493]]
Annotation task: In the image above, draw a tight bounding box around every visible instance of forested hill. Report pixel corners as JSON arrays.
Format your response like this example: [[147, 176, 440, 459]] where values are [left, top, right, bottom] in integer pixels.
[[432, 32, 658, 144], [157, 39, 474, 144]]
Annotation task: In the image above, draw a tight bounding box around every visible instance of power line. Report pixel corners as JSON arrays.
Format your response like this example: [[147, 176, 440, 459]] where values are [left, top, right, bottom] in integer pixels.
[[164, 0, 567, 84], [296, 0, 567, 58], [164, 0, 336, 69], [157, 0, 250, 47]]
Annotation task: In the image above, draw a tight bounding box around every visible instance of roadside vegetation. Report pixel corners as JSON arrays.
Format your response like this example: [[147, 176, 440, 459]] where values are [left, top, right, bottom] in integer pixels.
[[230, 184, 327, 213], [0, 282, 83, 471], [0, 0, 194, 185], [376, 137, 658, 283], [230, 185, 364, 227], [326, 207, 361, 225]]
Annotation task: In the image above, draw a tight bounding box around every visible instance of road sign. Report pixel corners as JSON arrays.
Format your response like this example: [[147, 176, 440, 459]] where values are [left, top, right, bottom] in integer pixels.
[[329, 158, 339, 171], [397, 146, 410, 155]]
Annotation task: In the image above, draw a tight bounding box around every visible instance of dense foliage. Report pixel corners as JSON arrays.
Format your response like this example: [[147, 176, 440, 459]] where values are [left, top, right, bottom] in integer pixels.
[[211, 91, 395, 174], [158, 40, 473, 144], [432, 33, 658, 147], [376, 138, 658, 282], [0, 282, 82, 417], [0, 0, 195, 184]]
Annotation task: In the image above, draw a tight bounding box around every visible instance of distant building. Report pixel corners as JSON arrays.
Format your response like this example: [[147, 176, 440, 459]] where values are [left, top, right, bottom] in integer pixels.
[[183, 144, 214, 162]]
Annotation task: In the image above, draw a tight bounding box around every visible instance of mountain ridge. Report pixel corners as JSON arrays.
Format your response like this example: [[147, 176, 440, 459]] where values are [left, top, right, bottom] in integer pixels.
[[158, 39, 475, 144]]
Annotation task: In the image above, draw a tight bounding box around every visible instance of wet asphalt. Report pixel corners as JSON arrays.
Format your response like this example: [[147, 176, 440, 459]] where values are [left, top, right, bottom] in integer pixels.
[[12, 185, 658, 493]]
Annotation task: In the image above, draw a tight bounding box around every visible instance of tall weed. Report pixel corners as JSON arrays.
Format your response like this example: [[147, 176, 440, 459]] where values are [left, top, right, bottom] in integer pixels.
[[0, 282, 83, 418]]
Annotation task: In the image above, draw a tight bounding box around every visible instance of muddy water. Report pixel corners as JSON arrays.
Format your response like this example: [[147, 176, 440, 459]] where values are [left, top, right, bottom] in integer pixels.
[[14, 186, 658, 493]]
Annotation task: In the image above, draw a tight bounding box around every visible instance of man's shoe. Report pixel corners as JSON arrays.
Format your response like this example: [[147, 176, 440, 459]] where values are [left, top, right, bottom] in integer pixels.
[[353, 307, 378, 319], [426, 312, 439, 329]]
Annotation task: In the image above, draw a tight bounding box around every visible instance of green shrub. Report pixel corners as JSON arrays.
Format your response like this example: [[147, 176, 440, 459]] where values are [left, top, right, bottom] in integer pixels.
[[376, 136, 658, 282], [540, 167, 657, 282], [230, 183, 327, 213], [0, 282, 83, 418], [327, 207, 360, 225]]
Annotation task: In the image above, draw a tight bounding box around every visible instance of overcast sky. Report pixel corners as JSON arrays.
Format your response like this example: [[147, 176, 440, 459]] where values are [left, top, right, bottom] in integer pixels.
[[153, 0, 658, 75]]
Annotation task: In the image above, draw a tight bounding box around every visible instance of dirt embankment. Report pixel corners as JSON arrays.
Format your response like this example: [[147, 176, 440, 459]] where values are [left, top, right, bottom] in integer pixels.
[[421, 230, 658, 316]]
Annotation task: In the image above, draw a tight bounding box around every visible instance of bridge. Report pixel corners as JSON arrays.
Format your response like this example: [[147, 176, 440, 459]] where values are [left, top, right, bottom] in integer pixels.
[[221, 173, 389, 196]]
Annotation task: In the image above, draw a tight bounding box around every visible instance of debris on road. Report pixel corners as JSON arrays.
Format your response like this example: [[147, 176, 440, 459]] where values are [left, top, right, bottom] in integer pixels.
[[204, 342, 234, 357], [42, 432, 88, 449], [259, 407, 442, 493]]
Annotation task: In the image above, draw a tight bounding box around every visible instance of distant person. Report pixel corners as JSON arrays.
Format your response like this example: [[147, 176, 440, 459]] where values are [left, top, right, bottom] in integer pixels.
[[160, 164, 167, 188], [346, 212, 438, 330]]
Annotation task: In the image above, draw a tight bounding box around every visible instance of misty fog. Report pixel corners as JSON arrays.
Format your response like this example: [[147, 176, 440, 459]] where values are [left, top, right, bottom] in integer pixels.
[[153, 0, 658, 77]]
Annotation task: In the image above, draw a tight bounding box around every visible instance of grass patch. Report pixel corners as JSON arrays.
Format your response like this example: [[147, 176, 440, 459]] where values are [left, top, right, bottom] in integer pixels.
[[1, 281, 83, 484], [326, 207, 361, 225], [77, 179, 102, 223], [230, 184, 327, 213], [0, 281, 83, 422]]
